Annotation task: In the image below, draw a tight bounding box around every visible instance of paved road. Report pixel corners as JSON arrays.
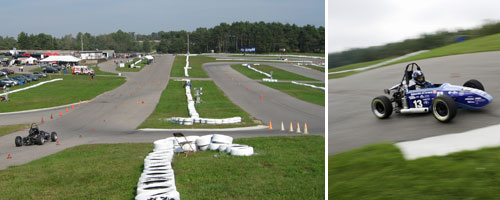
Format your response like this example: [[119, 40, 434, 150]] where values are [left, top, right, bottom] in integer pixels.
[[204, 62, 325, 134], [0, 55, 324, 170], [329, 51, 500, 155]]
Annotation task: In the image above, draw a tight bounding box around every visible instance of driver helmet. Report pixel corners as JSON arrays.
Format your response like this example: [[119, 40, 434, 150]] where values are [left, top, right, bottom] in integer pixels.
[[412, 70, 425, 85]]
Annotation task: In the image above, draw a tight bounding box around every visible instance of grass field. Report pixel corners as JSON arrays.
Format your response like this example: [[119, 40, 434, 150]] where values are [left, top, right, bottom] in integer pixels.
[[388, 33, 500, 65], [0, 124, 28, 137], [170, 56, 214, 78], [230, 64, 317, 81], [115, 58, 149, 72], [330, 143, 500, 199], [261, 82, 325, 106], [0, 75, 125, 113], [328, 57, 392, 79], [304, 65, 325, 72], [0, 136, 324, 199], [230, 52, 325, 57], [139, 80, 259, 129]]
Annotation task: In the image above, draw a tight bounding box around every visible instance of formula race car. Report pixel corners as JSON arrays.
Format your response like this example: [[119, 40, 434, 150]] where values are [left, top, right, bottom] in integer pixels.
[[15, 123, 58, 146], [371, 63, 493, 123]]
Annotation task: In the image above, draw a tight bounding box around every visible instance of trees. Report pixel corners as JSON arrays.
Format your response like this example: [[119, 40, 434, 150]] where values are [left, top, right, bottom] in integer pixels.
[[4, 22, 324, 54]]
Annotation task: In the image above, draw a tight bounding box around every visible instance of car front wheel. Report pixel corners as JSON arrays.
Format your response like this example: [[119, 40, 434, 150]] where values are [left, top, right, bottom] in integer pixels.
[[371, 96, 393, 119], [432, 95, 457, 123]]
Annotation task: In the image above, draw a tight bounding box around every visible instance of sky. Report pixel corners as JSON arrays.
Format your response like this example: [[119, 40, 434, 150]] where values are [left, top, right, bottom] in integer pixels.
[[0, 0, 324, 37], [329, 0, 500, 53]]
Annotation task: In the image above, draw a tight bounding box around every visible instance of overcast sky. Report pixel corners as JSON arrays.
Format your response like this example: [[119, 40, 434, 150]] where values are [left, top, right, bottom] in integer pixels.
[[1, 0, 324, 37], [329, 0, 500, 53]]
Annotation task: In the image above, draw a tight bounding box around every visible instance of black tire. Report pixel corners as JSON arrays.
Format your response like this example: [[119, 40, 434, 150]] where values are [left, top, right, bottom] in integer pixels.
[[36, 135, 45, 145], [371, 96, 393, 119], [15, 136, 22, 147], [463, 79, 485, 91], [51, 132, 58, 142], [432, 95, 457, 123]]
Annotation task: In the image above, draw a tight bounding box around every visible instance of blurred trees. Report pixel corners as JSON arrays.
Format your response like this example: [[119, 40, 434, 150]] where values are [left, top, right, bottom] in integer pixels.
[[329, 21, 500, 68]]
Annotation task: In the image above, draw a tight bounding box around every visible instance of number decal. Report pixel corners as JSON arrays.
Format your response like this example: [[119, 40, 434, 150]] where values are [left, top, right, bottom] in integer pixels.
[[413, 100, 423, 108]]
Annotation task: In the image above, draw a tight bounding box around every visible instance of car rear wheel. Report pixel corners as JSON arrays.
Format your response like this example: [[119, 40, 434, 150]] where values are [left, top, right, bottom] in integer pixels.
[[371, 96, 393, 119], [432, 95, 457, 123], [15, 136, 22, 147], [463, 79, 485, 91], [51, 132, 58, 142]]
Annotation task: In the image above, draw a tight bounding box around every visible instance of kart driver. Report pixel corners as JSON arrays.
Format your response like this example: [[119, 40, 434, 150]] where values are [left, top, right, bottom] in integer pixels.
[[410, 70, 434, 90]]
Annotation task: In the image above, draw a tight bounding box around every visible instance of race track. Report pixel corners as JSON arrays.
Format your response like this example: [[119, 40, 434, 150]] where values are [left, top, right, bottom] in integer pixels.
[[0, 54, 325, 170], [329, 51, 500, 155]]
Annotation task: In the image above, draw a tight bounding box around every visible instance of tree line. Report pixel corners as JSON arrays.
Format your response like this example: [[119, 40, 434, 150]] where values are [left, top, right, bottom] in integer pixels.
[[0, 21, 324, 54], [329, 21, 500, 68]]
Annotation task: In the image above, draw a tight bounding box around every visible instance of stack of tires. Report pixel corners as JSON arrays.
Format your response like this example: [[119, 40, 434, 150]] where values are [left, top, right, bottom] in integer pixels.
[[197, 134, 254, 156], [135, 138, 180, 200]]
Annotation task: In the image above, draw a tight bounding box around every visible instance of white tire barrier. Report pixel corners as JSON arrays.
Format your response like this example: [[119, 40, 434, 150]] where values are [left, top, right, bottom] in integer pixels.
[[135, 190, 180, 200], [199, 145, 209, 151], [247, 64, 272, 78], [225, 144, 249, 154], [291, 81, 325, 91], [212, 134, 233, 144], [196, 135, 212, 146], [230, 146, 254, 156], [208, 143, 224, 151], [262, 78, 278, 82]]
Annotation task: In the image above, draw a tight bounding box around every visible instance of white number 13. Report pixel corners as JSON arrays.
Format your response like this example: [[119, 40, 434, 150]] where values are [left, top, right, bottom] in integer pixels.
[[413, 100, 423, 108]]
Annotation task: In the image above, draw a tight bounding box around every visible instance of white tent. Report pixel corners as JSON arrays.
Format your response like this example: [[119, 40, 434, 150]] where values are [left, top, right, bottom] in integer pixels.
[[24, 57, 38, 64], [145, 55, 154, 60], [40, 55, 81, 63]]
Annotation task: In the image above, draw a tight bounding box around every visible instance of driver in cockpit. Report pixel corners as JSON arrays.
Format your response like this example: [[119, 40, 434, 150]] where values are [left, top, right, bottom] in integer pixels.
[[409, 70, 434, 90]]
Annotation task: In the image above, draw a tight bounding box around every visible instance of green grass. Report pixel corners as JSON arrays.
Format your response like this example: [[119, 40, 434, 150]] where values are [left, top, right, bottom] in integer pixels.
[[328, 57, 392, 79], [231, 64, 317, 81], [0, 136, 324, 199], [0, 75, 125, 113], [0, 143, 151, 199], [170, 56, 214, 78], [389, 33, 500, 65], [230, 52, 325, 57], [261, 82, 325, 106], [330, 143, 500, 199], [139, 80, 259, 129], [115, 58, 149, 72], [0, 124, 29, 137], [304, 65, 325, 72]]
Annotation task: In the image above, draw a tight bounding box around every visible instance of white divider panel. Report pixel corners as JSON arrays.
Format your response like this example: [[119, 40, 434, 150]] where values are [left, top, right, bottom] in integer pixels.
[[291, 81, 325, 91]]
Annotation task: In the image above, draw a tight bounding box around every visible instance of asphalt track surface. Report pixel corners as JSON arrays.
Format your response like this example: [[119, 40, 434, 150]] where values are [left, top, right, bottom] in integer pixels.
[[329, 51, 500, 155], [0, 55, 324, 170]]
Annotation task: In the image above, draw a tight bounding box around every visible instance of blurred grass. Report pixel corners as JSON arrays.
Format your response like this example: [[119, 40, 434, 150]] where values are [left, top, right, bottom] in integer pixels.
[[0, 124, 29, 137], [261, 82, 324, 106], [330, 143, 500, 199], [231, 64, 317, 81]]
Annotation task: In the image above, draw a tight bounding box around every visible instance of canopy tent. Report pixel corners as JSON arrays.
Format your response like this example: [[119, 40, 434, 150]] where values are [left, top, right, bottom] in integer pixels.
[[24, 57, 38, 64], [40, 55, 81, 63], [44, 52, 60, 57], [144, 55, 154, 60]]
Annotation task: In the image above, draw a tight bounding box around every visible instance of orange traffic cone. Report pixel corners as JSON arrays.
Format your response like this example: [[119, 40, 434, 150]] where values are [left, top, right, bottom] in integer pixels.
[[59, 111, 63, 116], [136, 101, 139, 104], [260, 94, 264, 99], [103, 120, 106, 123], [65, 108, 69, 112], [21, 127, 24, 131], [281, 121, 285, 131], [72, 105, 75, 109], [124, 100, 126, 104], [41, 117, 44, 124], [268, 120, 273, 130], [289, 122, 294, 132], [7, 154, 12, 159], [56, 141, 60, 145], [296, 122, 301, 133], [304, 123, 309, 134], [246, 88, 249, 91], [50, 114, 53, 119], [91, 128, 94, 132]]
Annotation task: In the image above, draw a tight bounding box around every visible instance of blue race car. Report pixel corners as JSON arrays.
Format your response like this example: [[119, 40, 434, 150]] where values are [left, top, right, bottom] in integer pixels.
[[371, 63, 493, 122]]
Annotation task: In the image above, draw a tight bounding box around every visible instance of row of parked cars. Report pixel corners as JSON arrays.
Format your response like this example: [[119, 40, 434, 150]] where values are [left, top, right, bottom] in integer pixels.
[[0, 72, 47, 88]]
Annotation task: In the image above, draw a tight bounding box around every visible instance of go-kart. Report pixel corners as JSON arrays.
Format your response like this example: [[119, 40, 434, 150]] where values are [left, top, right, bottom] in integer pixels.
[[15, 123, 58, 146], [371, 63, 493, 123]]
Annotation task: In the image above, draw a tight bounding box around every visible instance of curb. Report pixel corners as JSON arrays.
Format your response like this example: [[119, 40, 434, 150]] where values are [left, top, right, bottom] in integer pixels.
[[138, 125, 268, 132]]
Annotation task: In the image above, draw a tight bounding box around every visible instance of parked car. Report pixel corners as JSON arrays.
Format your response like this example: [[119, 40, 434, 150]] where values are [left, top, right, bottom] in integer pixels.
[[0, 79, 11, 87], [0, 68, 14, 74], [1, 78, 18, 86], [0, 71, 7, 76], [23, 74, 39, 81], [51, 65, 62, 71], [72, 66, 94, 75], [12, 75, 30, 83], [42, 66, 58, 73], [33, 72, 47, 78]]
